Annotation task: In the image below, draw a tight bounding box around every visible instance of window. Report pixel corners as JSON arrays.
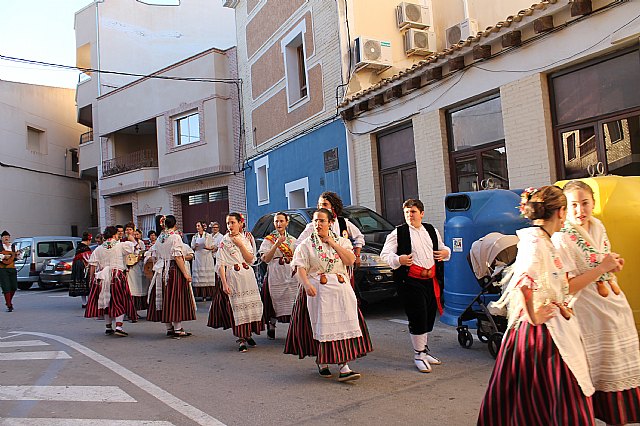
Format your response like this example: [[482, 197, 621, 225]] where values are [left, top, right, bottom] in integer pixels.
[[187, 188, 229, 205], [71, 149, 79, 172], [285, 177, 309, 209], [138, 214, 156, 238], [282, 20, 309, 108], [551, 48, 640, 178], [174, 112, 200, 146], [447, 96, 509, 192], [27, 126, 46, 153], [254, 156, 269, 206]]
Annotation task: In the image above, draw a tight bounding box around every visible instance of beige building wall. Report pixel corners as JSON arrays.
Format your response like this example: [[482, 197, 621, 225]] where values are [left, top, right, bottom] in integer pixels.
[[232, 0, 344, 155], [0, 81, 91, 237]]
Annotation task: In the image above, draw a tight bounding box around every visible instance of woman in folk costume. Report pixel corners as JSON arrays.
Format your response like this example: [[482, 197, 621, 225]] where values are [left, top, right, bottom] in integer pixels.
[[284, 208, 372, 382], [127, 227, 148, 314], [478, 186, 601, 425], [190, 220, 216, 301], [207, 212, 264, 352], [84, 226, 138, 337], [147, 215, 196, 338], [69, 231, 92, 308], [553, 180, 639, 425], [259, 212, 298, 340]]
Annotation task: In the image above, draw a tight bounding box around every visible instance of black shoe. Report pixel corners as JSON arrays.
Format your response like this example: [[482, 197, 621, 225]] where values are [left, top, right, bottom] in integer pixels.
[[238, 343, 248, 352], [6, 306, 13, 312], [166, 328, 175, 337], [267, 324, 275, 340], [318, 367, 332, 378], [172, 329, 192, 339], [81, 304, 87, 309], [246, 337, 256, 347], [114, 328, 128, 337], [105, 327, 115, 336], [338, 371, 361, 382]]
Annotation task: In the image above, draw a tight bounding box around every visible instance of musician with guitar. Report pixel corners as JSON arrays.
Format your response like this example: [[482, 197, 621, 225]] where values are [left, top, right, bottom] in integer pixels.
[[1, 230, 22, 312]]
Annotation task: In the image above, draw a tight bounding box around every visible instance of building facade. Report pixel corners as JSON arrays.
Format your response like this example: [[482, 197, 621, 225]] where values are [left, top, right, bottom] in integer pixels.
[[337, 0, 639, 228], [74, 0, 241, 235], [224, 0, 353, 228], [0, 80, 91, 237]]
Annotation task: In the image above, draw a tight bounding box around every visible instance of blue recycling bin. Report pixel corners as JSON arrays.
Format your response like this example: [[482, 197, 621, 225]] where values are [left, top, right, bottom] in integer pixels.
[[440, 189, 529, 327]]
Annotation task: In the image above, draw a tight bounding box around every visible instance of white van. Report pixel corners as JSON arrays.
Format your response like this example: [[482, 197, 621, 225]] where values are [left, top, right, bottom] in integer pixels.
[[13, 236, 82, 290]]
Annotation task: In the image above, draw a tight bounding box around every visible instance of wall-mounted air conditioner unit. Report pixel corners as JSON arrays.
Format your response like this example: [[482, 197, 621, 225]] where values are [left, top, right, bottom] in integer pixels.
[[404, 28, 436, 56], [396, 2, 432, 31], [445, 18, 479, 48], [354, 36, 392, 71]]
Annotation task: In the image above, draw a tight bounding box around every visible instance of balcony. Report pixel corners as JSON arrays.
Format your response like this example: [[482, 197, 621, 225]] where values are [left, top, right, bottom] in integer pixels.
[[102, 149, 158, 177], [80, 131, 93, 145]]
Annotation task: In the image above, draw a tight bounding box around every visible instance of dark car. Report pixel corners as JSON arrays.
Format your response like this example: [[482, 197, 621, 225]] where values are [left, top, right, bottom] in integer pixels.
[[251, 206, 396, 305], [39, 244, 98, 289]]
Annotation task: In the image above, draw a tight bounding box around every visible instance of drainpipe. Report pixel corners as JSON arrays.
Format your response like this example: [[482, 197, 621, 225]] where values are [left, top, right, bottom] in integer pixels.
[[344, 125, 357, 206], [462, 0, 470, 19]]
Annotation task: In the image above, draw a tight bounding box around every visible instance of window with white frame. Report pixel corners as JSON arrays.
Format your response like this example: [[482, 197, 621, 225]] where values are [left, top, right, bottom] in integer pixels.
[[255, 156, 270, 206], [282, 20, 309, 108], [285, 177, 309, 209], [174, 112, 200, 146]]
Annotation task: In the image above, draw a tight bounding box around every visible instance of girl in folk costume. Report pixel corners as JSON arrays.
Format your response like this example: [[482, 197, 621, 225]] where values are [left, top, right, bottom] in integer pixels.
[[297, 192, 364, 269], [69, 231, 92, 308], [84, 226, 138, 337], [127, 228, 148, 314], [146, 215, 196, 338], [190, 220, 216, 301], [553, 181, 639, 425], [284, 208, 372, 382], [208, 213, 264, 352], [478, 186, 600, 425], [259, 212, 298, 339]]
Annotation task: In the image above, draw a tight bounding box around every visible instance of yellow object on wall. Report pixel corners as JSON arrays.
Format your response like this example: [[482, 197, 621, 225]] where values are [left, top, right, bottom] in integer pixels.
[[556, 176, 640, 331]]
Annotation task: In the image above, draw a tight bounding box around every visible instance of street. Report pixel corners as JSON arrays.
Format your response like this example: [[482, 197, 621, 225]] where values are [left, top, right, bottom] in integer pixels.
[[0, 287, 498, 425]]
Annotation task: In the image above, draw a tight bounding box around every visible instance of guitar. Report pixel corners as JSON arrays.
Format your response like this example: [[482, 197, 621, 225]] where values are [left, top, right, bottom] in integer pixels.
[[1, 243, 17, 266], [143, 258, 154, 279]]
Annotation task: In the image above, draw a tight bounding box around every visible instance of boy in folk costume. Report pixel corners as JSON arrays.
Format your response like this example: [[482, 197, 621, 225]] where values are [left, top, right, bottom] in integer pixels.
[[381, 199, 450, 373]]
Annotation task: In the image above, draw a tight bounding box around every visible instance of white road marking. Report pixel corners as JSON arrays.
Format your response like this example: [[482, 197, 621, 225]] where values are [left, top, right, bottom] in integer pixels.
[[0, 334, 24, 340], [11, 332, 225, 426], [0, 351, 71, 361], [0, 420, 174, 426], [389, 319, 409, 325], [0, 386, 136, 402], [0, 340, 49, 348]]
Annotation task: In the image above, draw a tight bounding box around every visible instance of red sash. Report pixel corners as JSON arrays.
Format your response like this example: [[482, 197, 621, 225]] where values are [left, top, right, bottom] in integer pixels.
[[407, 264, 442, 315]]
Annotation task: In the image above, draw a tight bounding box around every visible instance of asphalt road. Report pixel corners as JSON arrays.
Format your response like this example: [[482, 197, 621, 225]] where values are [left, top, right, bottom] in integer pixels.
[[0, 287, 499, 425]]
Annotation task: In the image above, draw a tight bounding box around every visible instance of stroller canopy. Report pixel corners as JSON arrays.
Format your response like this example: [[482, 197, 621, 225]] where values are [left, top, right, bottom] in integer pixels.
[[469, 232, 519, 279]]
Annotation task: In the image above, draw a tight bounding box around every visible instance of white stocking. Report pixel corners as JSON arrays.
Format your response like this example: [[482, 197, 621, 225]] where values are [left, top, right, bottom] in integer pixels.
[[410, 333, 427, 352]]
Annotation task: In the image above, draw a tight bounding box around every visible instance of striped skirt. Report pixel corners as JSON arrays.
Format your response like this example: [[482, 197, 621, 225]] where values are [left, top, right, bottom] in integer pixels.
[[261, 276, 291, 324], [284, 286, 373, 365], [593, 388, 640, 425], [84, 270, 137, 320], [132, 295, 148, 311], [192, 285, 216, 299], [146, 262, 196, 323], [207, 287, 264, 338], [478, 321, 595, 426]]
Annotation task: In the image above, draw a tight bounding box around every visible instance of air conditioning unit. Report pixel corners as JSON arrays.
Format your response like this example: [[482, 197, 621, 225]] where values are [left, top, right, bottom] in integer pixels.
[[404, 28, 436, 56], [396, 2, 432, 31], [354, 36, 393, 71], [445, 18, 479, 48]]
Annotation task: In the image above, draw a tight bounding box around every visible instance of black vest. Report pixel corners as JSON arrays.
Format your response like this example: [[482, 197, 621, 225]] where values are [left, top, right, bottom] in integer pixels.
[[392, 223, 444, 286]]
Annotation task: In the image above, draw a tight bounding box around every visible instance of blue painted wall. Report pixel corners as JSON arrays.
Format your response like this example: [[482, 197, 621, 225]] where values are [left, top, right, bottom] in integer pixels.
[[244, 120, 351, 229]]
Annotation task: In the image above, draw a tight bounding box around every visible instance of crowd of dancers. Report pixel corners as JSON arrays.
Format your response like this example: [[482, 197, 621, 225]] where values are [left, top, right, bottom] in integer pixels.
[[55, 182, 640, 423]]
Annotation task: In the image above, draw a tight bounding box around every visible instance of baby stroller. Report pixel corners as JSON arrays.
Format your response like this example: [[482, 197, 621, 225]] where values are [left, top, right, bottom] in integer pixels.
[[456, 232, 518, 358]]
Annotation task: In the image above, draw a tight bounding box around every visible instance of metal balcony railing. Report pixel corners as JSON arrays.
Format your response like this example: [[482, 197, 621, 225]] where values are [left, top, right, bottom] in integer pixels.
[[79, 131, 94, 145], [102, 149, 158, 177]]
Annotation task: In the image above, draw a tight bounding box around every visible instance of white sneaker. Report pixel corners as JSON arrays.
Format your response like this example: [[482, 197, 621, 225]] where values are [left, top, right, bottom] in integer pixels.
[[414, 351, 432, 373], [424, 346, 441, 365]]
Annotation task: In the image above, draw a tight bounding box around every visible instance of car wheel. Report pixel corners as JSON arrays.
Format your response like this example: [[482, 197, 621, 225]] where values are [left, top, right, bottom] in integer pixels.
[[38, 278, 56, 290], [18, 282, 33, 291]]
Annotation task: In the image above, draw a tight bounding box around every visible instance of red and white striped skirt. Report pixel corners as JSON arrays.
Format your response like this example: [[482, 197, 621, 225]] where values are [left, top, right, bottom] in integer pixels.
[[146, 262, 196, 323], [84, 270, 137, 320], [261, 276, 291, 324], [284, 286, 373, 365], [478, 321, 595, 426], [207, 287, 264, 338]]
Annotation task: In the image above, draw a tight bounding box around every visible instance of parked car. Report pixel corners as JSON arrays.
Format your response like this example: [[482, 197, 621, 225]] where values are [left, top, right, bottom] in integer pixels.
[[39, 244, 98, 289], [251, 206, 396, 305], [13, 236, 82, 290]]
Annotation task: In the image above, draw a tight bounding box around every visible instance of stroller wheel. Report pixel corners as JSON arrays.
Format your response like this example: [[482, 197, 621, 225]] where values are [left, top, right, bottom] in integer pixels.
[[477, 330, 489, 343], [457, 329, 473, 349], [488, 332, 504, 359]]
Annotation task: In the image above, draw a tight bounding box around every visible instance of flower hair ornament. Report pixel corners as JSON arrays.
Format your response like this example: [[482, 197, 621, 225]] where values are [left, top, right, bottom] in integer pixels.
[[239, 213, 245, 223], [518, 187, 538, 216]]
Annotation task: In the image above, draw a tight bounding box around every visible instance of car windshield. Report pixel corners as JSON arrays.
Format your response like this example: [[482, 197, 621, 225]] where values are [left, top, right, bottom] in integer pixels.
[[344, 209, 394, 233]]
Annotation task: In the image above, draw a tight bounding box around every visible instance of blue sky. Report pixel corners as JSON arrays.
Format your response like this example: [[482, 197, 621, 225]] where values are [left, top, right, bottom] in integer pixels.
[[0, 0, 235, 88]]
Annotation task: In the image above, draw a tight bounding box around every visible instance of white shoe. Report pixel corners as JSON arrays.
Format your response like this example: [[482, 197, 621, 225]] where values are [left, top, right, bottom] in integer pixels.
[[424, 346, 441, 365], [414, 351, 432, 373]]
